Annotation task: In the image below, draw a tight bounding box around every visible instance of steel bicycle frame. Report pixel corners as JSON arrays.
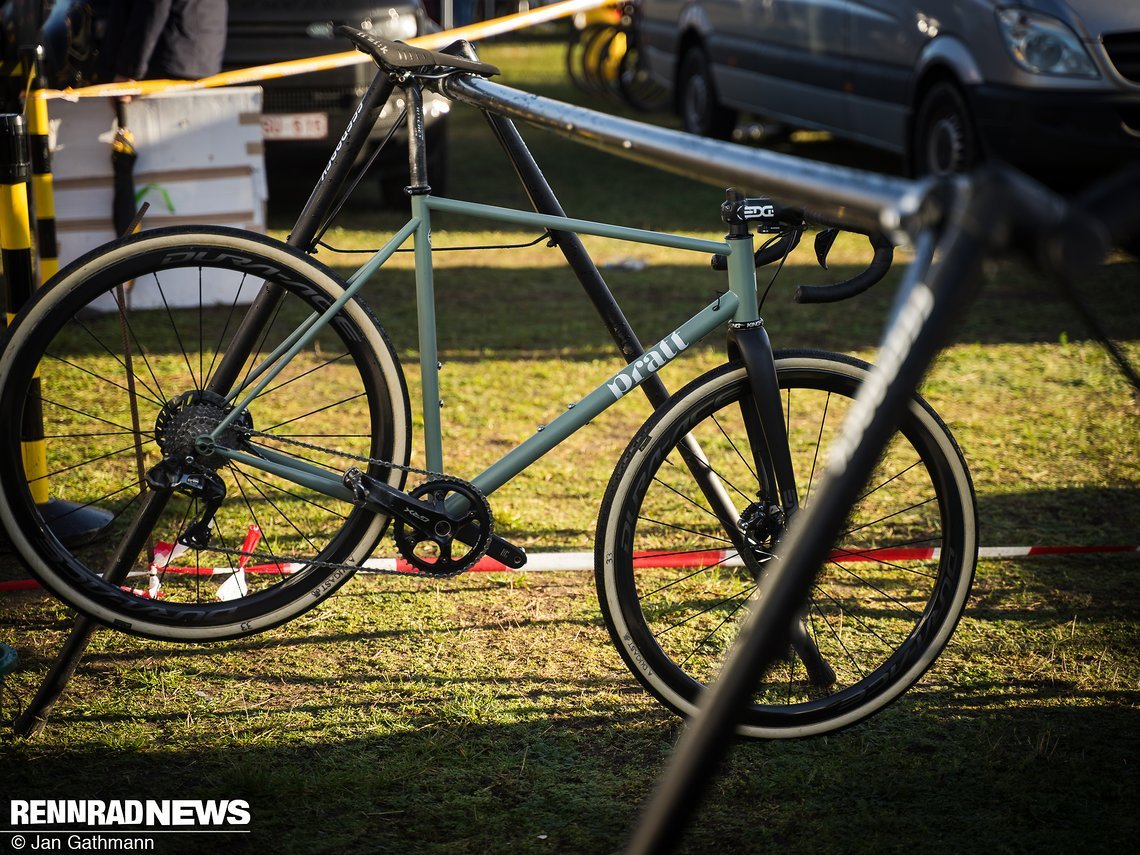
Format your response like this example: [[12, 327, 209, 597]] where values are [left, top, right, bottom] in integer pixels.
[[202, 74, 801, 521], [206, 185, 764, 502]]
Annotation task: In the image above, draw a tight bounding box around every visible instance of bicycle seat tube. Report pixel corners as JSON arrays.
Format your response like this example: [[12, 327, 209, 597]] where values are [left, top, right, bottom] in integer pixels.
[[403, 80, 446, 471]]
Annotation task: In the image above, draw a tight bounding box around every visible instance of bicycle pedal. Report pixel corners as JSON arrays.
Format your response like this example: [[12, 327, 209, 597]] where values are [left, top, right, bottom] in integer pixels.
[[486, 535, 527, 569]]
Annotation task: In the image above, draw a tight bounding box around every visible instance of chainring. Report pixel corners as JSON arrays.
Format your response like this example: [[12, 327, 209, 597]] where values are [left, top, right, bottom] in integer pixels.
[[393, 477, 493, 576]]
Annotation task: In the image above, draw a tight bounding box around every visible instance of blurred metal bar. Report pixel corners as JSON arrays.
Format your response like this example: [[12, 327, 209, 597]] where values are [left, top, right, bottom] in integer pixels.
[[443, 75, 926, 235]]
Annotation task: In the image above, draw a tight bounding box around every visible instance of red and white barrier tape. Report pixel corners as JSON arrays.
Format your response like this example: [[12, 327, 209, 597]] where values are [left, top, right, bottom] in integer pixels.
[[1, 543, 1136, 593]]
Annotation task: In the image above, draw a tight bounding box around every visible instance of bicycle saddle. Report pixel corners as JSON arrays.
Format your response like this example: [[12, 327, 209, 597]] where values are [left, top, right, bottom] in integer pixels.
[[337, 27, 500, 77]]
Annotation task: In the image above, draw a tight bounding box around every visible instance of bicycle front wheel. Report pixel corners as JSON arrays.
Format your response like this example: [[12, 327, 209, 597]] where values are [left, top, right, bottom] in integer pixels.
[[0, 227, 410, 641], [596, 351, 977, 738]]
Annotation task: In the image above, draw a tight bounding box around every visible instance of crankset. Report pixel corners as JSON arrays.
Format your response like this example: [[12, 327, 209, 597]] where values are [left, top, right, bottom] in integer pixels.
[[393, 478, 493, 576], [343, 468, 527, 576]]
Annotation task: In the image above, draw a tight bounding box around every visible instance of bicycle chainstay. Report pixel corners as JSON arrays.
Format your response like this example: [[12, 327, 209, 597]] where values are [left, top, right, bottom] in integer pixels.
[[186, 428, 491, 579]]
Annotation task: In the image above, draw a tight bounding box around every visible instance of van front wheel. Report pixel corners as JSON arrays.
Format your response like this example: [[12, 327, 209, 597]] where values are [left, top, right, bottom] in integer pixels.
[[912, 81, 978, 176], [677, 47, 736, 140]]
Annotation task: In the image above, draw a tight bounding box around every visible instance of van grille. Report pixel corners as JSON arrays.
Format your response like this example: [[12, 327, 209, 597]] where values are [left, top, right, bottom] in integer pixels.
[[1103, 32, 1140, 84], [262, 87, 364, 114]]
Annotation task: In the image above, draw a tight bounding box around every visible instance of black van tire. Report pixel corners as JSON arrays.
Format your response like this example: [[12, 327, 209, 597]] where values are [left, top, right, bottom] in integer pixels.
[[677, 46, 737, 140], [912, 80, 979, 176]]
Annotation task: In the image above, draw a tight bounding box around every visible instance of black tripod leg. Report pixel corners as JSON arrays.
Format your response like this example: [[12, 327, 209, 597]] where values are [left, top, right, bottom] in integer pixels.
[[13, 489, 171, 736], [485, 112, 744, 531]]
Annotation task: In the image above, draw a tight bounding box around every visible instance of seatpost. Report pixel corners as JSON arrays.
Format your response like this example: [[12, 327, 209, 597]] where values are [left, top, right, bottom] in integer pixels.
[[404, 82, 430, 194]]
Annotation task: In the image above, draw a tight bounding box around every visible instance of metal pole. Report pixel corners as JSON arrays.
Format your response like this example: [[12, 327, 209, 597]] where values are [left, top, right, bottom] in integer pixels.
[[444, 75, 921, 235]]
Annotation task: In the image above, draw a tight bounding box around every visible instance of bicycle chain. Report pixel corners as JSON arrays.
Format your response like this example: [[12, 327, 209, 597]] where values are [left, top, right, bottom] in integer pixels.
[[170, 429, 479, 580]]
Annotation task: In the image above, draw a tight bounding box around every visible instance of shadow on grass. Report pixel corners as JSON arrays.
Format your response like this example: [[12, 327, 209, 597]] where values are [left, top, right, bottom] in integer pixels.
[[2, 691, 1136, 854], [3, 521, 1137, 852]]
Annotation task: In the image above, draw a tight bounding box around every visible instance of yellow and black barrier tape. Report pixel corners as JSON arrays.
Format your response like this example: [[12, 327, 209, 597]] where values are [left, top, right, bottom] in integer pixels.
[[0, 113, 33, 324], [41, 0, 616, 101]]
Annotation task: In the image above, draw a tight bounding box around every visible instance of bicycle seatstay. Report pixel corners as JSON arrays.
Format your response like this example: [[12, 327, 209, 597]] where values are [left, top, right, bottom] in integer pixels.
[[207, 218, 421, 442]]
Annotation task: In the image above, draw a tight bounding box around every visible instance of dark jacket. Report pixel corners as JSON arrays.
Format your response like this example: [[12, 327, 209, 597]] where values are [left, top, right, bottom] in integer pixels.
[[99, 0, 228, 81]]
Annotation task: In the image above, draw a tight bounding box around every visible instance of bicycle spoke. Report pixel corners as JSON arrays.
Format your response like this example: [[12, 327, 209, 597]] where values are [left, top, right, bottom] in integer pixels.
[[205, 272, 253, 383], [260, 352, 352, 398], [31, 439, 158, 485], [44, 354, 164, 410], [257, 392, 369, 432], [639, 553, 739, 600], [677, 595, 751, 668], [150, 271, 201, 389], [73, 317, 164, 405], [804, 390, 831, 506], [637, 515, 734, 546], [653, 584, 756, 639], [711, 412, 758, 486], [842, 496, 938, 538], [233, 467, 348, 520]]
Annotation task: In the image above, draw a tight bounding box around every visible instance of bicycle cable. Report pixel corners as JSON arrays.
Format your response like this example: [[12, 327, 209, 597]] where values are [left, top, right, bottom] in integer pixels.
[[307, 106, 409, 249], [756, 229, 798, 312], [316, 230, 555, 254]]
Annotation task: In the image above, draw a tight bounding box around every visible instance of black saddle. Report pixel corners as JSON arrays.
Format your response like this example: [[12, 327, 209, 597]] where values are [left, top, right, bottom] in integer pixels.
[[337, 28, 499, 77]]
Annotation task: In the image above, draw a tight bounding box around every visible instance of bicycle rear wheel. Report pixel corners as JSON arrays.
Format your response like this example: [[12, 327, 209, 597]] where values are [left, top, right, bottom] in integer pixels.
[[596, 352, 977, 737], [0, 227, 410, 641]]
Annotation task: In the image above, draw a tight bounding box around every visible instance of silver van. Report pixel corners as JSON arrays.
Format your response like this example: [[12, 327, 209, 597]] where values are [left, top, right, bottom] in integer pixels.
[[638, 0, 1140, 181]]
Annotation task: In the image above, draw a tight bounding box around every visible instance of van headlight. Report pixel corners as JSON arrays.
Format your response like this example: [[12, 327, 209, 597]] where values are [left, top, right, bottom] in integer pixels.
[[996, 8, 1099, 78]]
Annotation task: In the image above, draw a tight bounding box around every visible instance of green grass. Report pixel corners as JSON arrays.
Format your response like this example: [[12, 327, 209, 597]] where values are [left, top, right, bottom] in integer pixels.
[[1, 33, 1138, 855]]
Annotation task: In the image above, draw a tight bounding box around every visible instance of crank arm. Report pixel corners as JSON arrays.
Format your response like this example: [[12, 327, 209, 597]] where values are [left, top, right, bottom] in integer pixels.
[[343, 467, 456, 533], [469, 529, 527, 569]]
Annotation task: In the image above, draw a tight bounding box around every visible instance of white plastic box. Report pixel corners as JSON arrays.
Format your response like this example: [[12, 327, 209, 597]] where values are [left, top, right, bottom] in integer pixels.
[[49, 87, 268, 311]]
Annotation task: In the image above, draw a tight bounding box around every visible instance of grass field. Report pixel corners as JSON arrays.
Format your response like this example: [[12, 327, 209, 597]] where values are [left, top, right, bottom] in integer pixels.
[[1, 32, 1138, 854]]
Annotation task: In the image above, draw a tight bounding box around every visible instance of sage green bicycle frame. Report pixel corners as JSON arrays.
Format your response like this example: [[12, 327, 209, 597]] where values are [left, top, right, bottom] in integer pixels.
[[209, 193, 760, 504]]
